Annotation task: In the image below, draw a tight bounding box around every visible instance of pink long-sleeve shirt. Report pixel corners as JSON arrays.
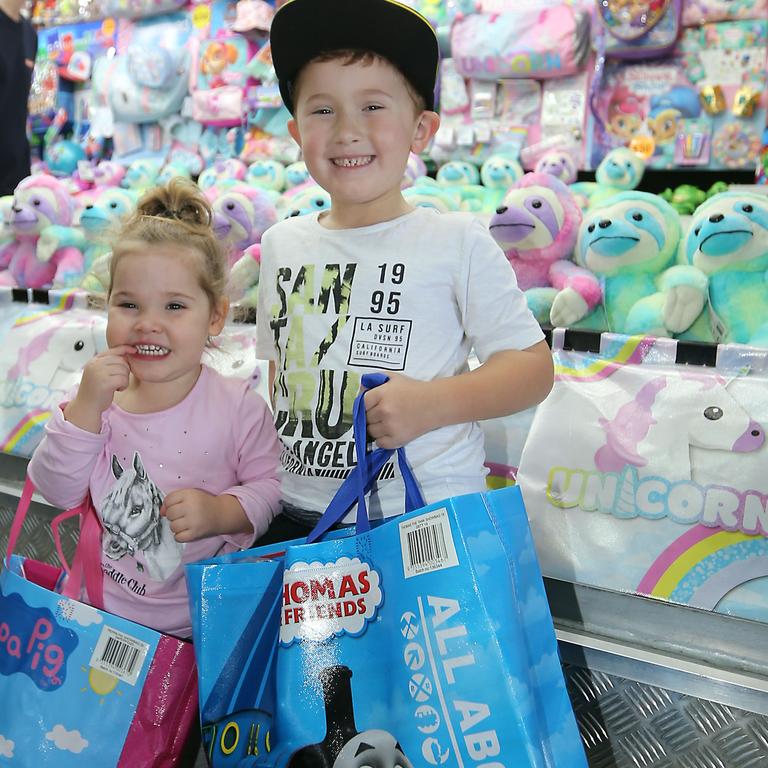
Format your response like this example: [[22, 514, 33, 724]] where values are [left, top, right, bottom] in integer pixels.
[[28, 365, 281, 638]]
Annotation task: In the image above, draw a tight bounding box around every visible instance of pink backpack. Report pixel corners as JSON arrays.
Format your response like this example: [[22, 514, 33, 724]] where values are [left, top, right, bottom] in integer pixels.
[[450, 5, 591, 81], [189, 33, 256, 127]]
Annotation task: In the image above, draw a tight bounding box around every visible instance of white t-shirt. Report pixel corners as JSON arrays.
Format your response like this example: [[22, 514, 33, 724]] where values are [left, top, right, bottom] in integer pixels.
[[255, 206, 544, 521]]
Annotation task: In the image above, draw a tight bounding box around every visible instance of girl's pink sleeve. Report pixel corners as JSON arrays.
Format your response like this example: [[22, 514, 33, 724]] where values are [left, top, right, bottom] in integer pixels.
[[221, 388, 281, 542], [27, 398, 107, 509]]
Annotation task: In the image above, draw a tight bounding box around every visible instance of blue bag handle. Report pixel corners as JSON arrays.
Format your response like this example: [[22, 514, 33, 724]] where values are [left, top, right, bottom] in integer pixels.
[[307, 373, 425, 543]]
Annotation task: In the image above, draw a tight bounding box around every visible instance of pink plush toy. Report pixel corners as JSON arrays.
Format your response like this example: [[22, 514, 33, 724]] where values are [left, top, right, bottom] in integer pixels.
[[534, 149, 578, 184], [0, 174, 83, 289], [211, 184, 277, 266], [489, 172, 582, 323]]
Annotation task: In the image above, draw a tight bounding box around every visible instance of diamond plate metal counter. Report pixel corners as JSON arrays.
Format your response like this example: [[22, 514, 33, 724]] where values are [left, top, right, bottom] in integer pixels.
[[564, 664, 768, 767]]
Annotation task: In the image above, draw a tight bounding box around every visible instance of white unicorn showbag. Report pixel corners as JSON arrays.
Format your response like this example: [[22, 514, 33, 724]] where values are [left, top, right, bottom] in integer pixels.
[[517, 332, 768, 623]]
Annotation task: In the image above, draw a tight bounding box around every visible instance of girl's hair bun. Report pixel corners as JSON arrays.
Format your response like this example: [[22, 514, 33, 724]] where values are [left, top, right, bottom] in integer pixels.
[[136, 177, 212, 228]]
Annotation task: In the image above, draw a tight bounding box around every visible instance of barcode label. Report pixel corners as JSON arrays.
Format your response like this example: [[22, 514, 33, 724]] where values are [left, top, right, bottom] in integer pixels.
[[89, 626, 150, 686], [399, 508, 459, 578]]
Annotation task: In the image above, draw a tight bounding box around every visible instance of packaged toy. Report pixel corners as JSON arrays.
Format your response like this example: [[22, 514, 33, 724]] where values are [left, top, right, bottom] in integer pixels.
[[589, 19, 767, 170], [678, 191, 768, 346], [489, 172, 582, 322], [682, 0, 768, 26], [101, 0, 186, 17], [549, 190, 706, 337]]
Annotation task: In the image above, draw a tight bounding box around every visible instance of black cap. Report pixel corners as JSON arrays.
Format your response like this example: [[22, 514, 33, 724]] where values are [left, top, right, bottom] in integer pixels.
[[270, 0, 439, 113]]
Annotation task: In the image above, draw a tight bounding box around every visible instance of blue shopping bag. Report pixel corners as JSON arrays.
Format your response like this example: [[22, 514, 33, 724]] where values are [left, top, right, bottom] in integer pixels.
[[187, 375, 586, 767]]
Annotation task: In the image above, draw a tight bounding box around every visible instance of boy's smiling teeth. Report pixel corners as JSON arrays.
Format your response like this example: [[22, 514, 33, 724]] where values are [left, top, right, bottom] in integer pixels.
[[332, 156, 373, 167], [135, 344, 169, 356]]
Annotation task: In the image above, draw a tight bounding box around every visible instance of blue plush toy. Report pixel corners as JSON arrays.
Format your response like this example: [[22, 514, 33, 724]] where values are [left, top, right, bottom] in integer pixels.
[[679, 191, 768, 346], [570, 147, 646, 211], [549, 190, 705, 336], [247, 159, 286, 192], [402, 177, 461, 212], [76, 187, 139, 292], [436, 160, 480, 187]]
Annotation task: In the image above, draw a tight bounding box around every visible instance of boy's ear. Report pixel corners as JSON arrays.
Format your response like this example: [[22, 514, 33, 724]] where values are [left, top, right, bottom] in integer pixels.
[[287, 118, 302, 148], [209, 297, 229, 336], [411, 111, 441, 154]]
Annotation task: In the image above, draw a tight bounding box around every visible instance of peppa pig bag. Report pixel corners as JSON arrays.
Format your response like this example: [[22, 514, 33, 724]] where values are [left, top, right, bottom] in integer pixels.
[[0, 477, 199, 767]]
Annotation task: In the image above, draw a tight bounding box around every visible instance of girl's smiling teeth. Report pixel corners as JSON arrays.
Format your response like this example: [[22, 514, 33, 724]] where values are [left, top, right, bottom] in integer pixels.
[[332, 156, 373, 168], [134, 344, 170, 356]]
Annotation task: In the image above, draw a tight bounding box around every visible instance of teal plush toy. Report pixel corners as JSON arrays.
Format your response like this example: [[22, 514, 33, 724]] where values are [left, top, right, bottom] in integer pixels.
[[549, 190, 706, 336], [77, 187, 139, 293], [679, 191, 768, 346], [403, 177, 462, 212], [247, 159, 286, 192], [569, 147, 646, 211]]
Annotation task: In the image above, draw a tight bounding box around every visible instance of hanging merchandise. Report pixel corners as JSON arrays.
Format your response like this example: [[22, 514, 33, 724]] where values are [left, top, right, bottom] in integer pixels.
[[517, 331, 768, 625], [90, 12, 193, 163], [588, 15, 768, 170], [190, 32, 258, 127], [450, 4, 591, 82]]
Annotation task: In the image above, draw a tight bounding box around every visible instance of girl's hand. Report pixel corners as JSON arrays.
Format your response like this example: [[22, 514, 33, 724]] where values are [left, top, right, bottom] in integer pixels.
[[362, 373, 434, 449], [161, 489, 220, 543], [161, 489, 252, 543], [64, 345, 134, 433]]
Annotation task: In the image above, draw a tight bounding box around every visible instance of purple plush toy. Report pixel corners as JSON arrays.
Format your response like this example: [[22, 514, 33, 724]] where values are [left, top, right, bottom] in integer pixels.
[[489, 172, 582, 323], [534, 149, 578, 184]]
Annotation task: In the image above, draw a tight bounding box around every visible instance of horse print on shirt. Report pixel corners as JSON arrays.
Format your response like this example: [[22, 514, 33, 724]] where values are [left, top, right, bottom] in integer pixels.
[[100, 452, 183, 581]]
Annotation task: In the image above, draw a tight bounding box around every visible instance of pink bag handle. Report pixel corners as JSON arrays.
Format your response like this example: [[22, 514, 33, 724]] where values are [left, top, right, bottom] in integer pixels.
[[5, 476, 36, 568], [7, 476, 104, 609]]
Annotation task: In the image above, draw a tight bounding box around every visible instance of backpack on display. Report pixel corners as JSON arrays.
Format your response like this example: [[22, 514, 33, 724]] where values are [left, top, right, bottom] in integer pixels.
[[189, 33, 256, 127], [589, 0, 683, 134], [596, 0, 682, 59], [101, 0, 187, 18]]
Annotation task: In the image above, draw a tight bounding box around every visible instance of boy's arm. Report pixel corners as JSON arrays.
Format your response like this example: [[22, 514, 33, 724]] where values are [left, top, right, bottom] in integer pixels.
[[364, 340, 553, 449]]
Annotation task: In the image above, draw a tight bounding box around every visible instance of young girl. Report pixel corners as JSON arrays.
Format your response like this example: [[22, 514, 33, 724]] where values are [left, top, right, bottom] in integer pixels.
[[28, 178, 281, 638]]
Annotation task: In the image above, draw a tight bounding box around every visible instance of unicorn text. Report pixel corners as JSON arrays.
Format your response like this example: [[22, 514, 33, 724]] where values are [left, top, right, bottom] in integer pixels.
[[547, 465, 768, 536], [455, 51, 563, 78]]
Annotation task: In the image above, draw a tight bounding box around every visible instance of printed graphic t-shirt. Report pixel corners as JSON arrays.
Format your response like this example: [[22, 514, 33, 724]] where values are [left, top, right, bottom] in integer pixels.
[[255, 207, 544, 520], [28, 366, 281, 637]]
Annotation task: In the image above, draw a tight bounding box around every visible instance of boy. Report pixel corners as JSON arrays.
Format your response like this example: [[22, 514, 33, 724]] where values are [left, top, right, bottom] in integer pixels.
[[255, 0, 553, 539]]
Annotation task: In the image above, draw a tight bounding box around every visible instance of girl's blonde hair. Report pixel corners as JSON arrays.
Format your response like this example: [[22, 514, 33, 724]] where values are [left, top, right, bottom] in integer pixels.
[[109, 178, 227, 310]]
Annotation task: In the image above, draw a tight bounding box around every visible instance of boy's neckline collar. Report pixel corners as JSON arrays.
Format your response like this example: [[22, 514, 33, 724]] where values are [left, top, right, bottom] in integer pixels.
[[314, 206, 424, 232]]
